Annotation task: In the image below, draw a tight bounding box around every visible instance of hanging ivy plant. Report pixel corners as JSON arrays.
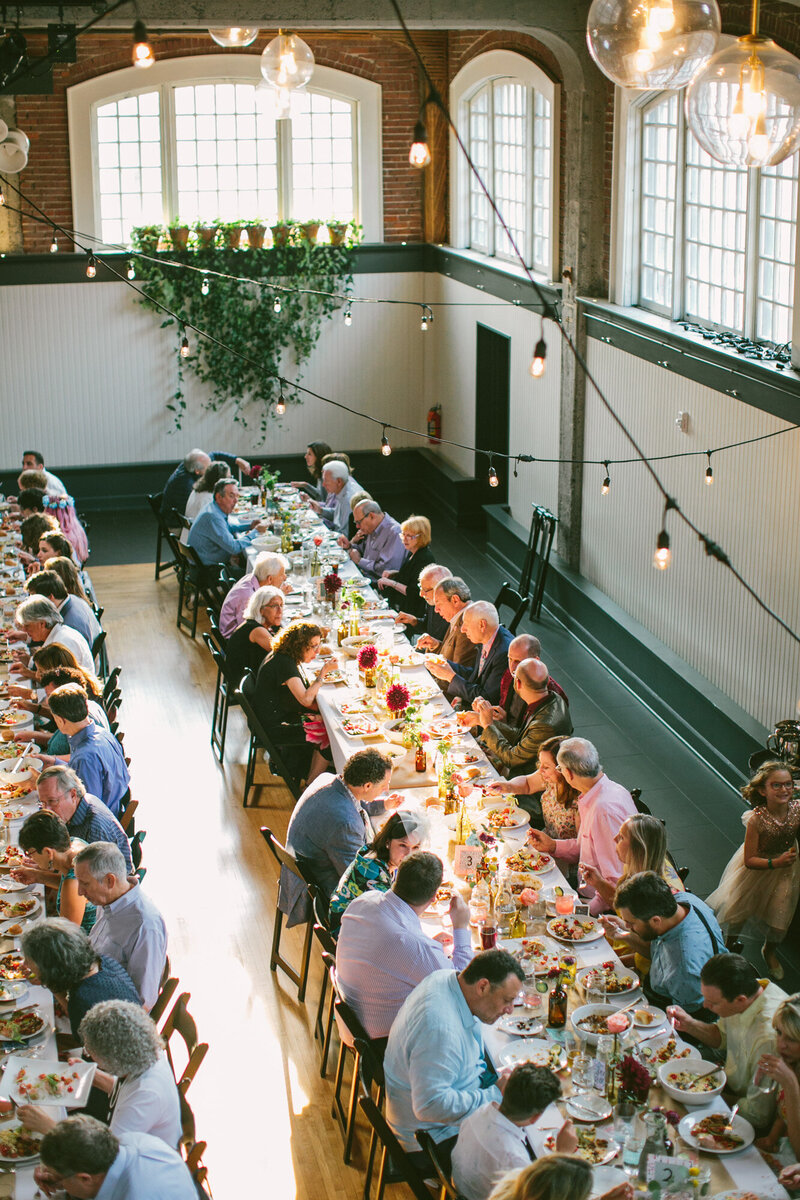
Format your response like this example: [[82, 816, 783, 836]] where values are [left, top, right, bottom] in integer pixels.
[[129, 222, 359, 437]]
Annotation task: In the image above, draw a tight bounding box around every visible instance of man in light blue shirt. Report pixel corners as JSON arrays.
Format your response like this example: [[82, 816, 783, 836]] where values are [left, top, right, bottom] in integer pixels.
[[339, 500, 406, 580], [383, 949, 524, 1158], [75, 842, 168, 1012], [187, 478, 262, 567], [37, 1116, 196, 1199], [610, 870, 727, 1015], [47, 684, 130, 816]]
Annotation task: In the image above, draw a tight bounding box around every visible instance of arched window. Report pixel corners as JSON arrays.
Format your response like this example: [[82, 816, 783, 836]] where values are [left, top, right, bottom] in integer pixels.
[[619, 86, 798, 345], [68, 56, 382, 246], [450, 50, 560, 279]]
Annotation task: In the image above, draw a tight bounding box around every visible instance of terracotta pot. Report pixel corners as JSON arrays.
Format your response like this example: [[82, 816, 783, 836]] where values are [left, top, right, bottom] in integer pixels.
[[300, 222, 321, 244], [224, 227, 243, 249], [167, 225, 190, 249], [246, 224, 266, 249], [137, 233, 161, 253], [271, 224, 292, 247], [327, 222, 348, 245], [195, 225, 217, 247]]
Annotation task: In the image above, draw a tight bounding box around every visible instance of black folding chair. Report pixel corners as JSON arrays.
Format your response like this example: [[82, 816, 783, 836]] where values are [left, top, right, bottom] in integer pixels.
[[415, 1131, 462, 1200], [175, 542, 220, 639], [146, 491, 179, 580], [493, 582, 530, 636], [202, 632, 238, 763], [102, 667, 121, 706], [357, 1050, 431, 1200], [91, 630, 109, 681], [259, 827, 314, 1003], [313, 927, 338, 1078], [236, 671, 304, 804]]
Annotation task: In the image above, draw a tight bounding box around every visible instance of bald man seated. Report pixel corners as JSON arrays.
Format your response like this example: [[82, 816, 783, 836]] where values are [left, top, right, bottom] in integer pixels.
[[460, 658, 573, 776]]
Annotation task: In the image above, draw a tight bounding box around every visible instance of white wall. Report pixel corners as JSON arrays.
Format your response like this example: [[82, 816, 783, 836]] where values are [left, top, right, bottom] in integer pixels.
[[580, 341, 800, 731], [0, 271, 427, 469], [423, 274, 561, 519]]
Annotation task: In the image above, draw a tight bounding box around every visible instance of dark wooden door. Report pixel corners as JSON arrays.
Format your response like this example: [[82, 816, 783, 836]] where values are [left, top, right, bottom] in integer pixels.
[[475, 323, 510, 504]]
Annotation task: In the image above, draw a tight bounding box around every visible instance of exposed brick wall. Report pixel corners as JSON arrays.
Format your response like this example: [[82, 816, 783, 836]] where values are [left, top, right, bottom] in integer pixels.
[[14, 30, 443, 252]]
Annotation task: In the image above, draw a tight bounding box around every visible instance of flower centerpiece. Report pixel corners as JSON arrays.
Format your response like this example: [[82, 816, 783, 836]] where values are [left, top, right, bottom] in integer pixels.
[[618, 1055, 652, 1105], [259, 465, 281, 504], [323, 569, 343, 607], [358, 643, 379, 687], [385, 681, 410, 714]]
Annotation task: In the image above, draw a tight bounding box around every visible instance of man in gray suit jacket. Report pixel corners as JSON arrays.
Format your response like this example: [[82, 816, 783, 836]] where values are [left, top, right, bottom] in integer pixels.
[[280, 748, 402, 926]]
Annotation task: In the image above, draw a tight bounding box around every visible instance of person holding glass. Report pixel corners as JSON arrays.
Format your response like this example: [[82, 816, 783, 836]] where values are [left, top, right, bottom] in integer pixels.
[[754, 992, 800, 1160]]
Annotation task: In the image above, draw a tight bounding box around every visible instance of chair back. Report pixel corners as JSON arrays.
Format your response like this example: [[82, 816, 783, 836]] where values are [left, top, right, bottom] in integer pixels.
[[492, 581, 530, 635], [260, 827, 305, 882], [334, 993, 369, 1052], [130, 829, 146, 869], [238, 673, 304, 800], [118, 795, 138, 834], [415, 1130, 460, 1199], [630, 787, 652, 815], [103, 666, 121, 704], [162, 992, 209, 1095], [357, 1079, 432, 1200], [150, 975, 179, 1028], [146, 492, 163, 520]]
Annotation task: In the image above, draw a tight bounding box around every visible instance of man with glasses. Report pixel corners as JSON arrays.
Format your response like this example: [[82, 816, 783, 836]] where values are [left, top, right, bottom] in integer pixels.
[[36, 765, 133, 873], [338, 500, 405, 579], [418, 576, 477, 679], [396, 562, 450, 642], [187, 479, 265, 571]]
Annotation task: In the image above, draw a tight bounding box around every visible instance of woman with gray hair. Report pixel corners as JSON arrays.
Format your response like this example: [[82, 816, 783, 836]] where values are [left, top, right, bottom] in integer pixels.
[[224, 584, 285, 686], [20, 917, 140, 1042], [17, 1000, 181, 1147]]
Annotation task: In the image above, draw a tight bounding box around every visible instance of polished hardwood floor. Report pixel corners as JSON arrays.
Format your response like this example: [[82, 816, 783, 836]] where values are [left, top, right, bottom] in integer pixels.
[[94, 562, 403, 1200]]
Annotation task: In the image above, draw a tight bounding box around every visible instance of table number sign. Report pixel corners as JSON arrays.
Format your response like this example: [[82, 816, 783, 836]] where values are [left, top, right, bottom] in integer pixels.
[[454, 844, 482, 879], [646, 1156, 690, 1185]]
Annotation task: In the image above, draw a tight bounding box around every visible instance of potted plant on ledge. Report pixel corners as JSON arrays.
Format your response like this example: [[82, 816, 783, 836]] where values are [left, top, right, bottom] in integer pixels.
[[193, 220, 218, 248], [219, 221, 244, 250], [167, 219, 190, 250]]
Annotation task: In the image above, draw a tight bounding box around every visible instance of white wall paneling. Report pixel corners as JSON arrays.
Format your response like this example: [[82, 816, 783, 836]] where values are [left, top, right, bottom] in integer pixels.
[[0, 271, 427, 469], [580, 340, 800, 730]]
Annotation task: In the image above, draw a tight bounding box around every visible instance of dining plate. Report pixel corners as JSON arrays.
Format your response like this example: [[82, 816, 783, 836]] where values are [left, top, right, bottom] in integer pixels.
[[0, 953, 32, 982], [497, 936, 562, 976], [577, 964, 640, 997], [0, 982, 27, 1006], [340, 716, 379, 737], [480, 803, 531, 832], [677, 1111, 754, 1155], [0, 1008, 47, 1042], [498, 1038, 567, 1071], [0, 1056, 97, 1107], [0, 898, 38, 922], [544, 1128, 619, 1166], [495, 1011, 545, 1037], [547, 916, 605, 943], [565, 1092, 613, 1123], [632, 1005, 666, 1029], [0, 879, 32, 894], [0, 1122, 43, 1165]]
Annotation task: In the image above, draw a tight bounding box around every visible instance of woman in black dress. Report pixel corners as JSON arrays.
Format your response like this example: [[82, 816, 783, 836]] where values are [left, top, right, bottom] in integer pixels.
[[377, 515, 434, 618], [289, 441, 333, 503], [225, 585, 285, 687], [251, 621, 337, 784]]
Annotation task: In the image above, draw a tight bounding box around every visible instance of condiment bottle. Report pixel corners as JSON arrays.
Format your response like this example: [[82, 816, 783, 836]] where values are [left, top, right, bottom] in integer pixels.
[[547, 971, 567, 1029], [638, 1111, 670, 1181]]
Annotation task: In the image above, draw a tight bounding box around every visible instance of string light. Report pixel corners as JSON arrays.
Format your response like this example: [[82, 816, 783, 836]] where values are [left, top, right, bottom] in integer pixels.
[[273, 296, 282, 314], [601, 462, 611, 496], [343, 307, 352, 326], [180, 329, 190, 358], [653, 498, 676, 570], [127, 261, 135, 280], [0, 186, 4, 206], [85, 253, 97, 279], [49, 235, 58, 253], [131, 19, 154, 68], [409, 119, 431, 168], [488, 459, 499, 488], [420, 305, 433, 332], [275, 389, 286, 416], [381, 427, 392, 456], [705, 449, 714, 485], [529, 334, 547, 378], [201, 275, 210, 296]]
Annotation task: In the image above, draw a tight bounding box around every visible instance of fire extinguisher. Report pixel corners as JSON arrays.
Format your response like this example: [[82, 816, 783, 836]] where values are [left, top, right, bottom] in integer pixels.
[[427, 404, 442, 444]]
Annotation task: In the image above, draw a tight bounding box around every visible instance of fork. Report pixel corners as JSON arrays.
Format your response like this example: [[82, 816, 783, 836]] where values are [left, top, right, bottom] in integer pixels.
[[724, 1102, 739, 1134]]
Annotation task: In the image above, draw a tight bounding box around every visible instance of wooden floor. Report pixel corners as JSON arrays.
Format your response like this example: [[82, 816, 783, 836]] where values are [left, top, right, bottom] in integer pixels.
[[94, 562, 409, 1200]]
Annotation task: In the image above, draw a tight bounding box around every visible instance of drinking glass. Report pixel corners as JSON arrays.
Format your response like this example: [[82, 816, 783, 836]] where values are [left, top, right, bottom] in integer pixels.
[[522, 980, 543, 1015], [555, 893, 575, 916], [480, 924, 497, 950], [622, 1131, 645, 1178], [752, 1067, 778, 1095], [571, 1054, 593, 1093]]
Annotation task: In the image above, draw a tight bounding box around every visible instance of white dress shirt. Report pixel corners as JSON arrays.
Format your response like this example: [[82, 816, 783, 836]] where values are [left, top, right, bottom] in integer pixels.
[[41, 622, 95, 675], [111, 1054, 182, 1148], [452, 1102, 535, 1200], [43, 468, 68, 495], [95, 1131, 196, 1199], [89, 881, 168, 1011], [336, 889, 473, 1038]]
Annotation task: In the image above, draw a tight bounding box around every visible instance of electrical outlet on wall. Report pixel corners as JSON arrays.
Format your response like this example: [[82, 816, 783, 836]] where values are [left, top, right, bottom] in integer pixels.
[[675, 411, 690, 433]]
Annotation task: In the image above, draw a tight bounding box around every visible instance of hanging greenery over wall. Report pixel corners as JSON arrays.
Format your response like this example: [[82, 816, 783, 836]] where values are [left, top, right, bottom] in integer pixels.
[[129, 222, 358, 436]]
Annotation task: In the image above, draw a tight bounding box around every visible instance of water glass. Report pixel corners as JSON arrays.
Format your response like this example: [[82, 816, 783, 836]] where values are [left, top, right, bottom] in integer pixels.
[[555, 893, 575, 915], [522, 980, 543, 1014], [571, 1054, 593, 1092], [752, 1067, 778, 1095], [622, 1131, 645, 1178]]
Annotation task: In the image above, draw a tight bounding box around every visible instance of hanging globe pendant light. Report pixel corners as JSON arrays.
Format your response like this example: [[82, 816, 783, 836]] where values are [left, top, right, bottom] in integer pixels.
[[685, 8, 800, 168], [260, 31, 315, 92], [586, 0, 720, 90], [208, 27, 260, 47]]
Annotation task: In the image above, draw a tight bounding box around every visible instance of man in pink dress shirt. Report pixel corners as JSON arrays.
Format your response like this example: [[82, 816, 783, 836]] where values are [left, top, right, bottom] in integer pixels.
[[528, 737, 636, 914]]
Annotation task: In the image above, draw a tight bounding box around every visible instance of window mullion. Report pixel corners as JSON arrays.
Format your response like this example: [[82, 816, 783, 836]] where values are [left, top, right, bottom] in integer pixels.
[[744, 167, 760, 339], [277, 118, 292, 221], [162, 84, 178, 226], [489, 82, 496, 259], [673, 102, 686, 321], [526, 84, 534, 267]]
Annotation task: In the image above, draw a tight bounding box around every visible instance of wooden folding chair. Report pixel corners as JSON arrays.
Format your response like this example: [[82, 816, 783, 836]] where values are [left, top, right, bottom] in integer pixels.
[[415, 1130, 462, 1200], [146, 491, 179, 580], [357, 1053, 431, 1200], [150, 975, 179, 1029], [162, 992, 209, 1095], [237, 672, 305, 804], [260, 827, 314, 1002], [118, 796, 138, 834]]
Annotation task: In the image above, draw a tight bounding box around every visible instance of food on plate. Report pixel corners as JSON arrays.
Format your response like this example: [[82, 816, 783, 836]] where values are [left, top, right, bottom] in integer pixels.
[[0, 808, 24, 822], [506, 873, 542, 897], [505, 848, 551, 872], [0, 1125, 41, 1160], [486, 806, 525, 829], [690, 1113, 744, 1151], [549, 917, 600, 941], [576, 1012, 632, 1035], [12, 1066, 82, 1101], [0, 985, 22, 1002], [338, 699, 373, 715], [0, 1010, 44, 1040], [0, 952, 32, 981], [320, 669, 344, 684], [634, 1009, 657, 1025], [0, 782, 31, 801], [665, 1068, 723, 1093], [545, 1126, 614, 1164], [510, 1016, 543, 1033], [0, 898, 37, 919], [427, 720, 457, 740], [515, 1043, 564, 1069], [580, 963, 636, 993], [0, 845, 24, 868], [3, 924, 23, 937], [340, 716, 379, 737], [640, 1037, 692, 1064], [0, 710, 28, 727]]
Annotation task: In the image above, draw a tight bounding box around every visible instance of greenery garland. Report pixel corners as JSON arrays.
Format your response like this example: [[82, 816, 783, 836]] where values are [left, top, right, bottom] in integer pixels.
[[130, 223, 358, 437]]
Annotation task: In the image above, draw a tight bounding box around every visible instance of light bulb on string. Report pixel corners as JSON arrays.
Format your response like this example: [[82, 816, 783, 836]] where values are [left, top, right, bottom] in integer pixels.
[[420, 305, 433, 332], [275, 390, 286, 416], [208, 26, 260, 47], [601, 462, 611, 496], [127, 261, 136, 280], [653, 529, 672, 570], [180, 329, 190, 358], [343, 307, 352, 326], [586, 0, 720, 91], [705, 450, 714, 485], [273, 296, 282, 314], [0, 186, 5, 206], [488, 460, 499, 488], [131, 19, 155, 68], [260, 31, 315, 93], [49, 235, 58, 254], [529, 335, 547, 378], [201, 275, 210, 296], [409, 119, 431, 168], [85, 253, 97, 279], [381, 427, 392, 456]]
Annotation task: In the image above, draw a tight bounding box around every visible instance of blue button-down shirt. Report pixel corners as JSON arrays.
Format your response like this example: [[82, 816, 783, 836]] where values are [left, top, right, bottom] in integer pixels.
[[354, 513, 406, 579], [384, 969, 501, 1152], [59, 594, 101, 649], [62, 721, 130, 816], [187, 499, 255, 565], [89, 880, 168, 1011], [96, 1131, 197, 1199], [68, 793, 133, 873], [649, 892, 727, 1011]]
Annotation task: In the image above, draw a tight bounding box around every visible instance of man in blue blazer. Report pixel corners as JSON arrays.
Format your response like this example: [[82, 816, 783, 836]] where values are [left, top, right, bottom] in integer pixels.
[[426, 601, 513, 708]]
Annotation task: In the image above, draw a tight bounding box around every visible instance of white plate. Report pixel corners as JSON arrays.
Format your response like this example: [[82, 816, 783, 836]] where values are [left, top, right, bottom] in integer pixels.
[[566, 1092, 613, 1123], [677, 1111, 754, 1155], [0, 757, 42, 785], [632, 1005, 666, 1029], [0, 983, 27, 1006], [497, 1038, 567, 1071], [635, 1031, 699, 1066], [0, 1056, 96, 1107], [571, 1004, 634, 1046], [497, 935, 563, 976], [495, 1012, 545, 1037], [0, 1120, 43, 1166], [480, 802, 531, 832], [589, 1166, 628, 1197], [0, 1008, 49, 1043], [0, 898, 39, 925], [0, 879, 32, 894], [547, 916, 605, 943], [544, 1129, 620, 1166], [0, 916, 35, 937], [576, 964, 640, 997]]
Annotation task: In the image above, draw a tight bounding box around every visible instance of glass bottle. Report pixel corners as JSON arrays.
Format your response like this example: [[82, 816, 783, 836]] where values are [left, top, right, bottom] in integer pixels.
[[494, 876, 516, 936], [547, 971, 568, 1029], [594, 1033, 613, 1093], [469, 879, 490, 927], [638, 1111, 670, 1181], [415, 741, 426, 773]]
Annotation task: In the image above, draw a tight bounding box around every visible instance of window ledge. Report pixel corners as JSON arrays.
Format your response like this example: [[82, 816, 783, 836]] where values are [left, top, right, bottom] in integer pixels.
[[581, 298, 800, 424], [429, 244, 561, 313]]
